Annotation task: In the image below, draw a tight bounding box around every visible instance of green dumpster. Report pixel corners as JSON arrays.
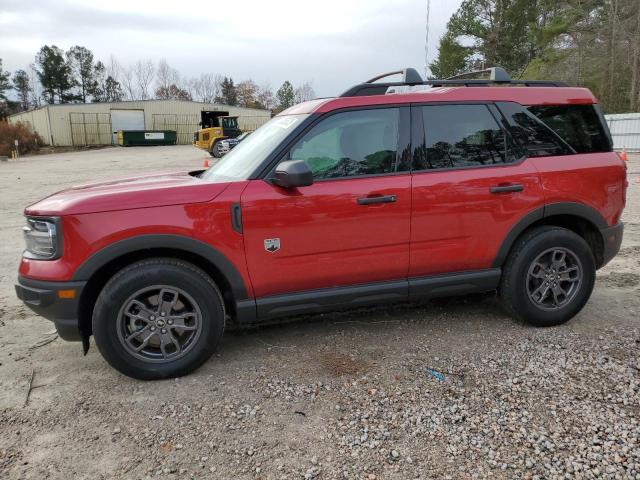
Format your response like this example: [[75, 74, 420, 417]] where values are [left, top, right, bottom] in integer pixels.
[[117, 130, 177, 146]]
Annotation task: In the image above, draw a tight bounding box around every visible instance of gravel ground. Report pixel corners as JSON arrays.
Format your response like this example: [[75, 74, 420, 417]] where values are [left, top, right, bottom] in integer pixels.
[[0, 146, 638, 480]]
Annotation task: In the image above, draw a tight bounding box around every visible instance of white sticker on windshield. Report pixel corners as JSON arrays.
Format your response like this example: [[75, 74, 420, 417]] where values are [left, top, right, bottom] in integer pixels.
[[274, 117, 299, 130]]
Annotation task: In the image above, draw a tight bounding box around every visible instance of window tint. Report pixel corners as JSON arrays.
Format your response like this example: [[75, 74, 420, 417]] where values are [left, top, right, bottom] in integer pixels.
[[498, 102, 571, 157], [416, 104, 515, 170], [528, 105, 612, 153], [289, 108, 400, 179]]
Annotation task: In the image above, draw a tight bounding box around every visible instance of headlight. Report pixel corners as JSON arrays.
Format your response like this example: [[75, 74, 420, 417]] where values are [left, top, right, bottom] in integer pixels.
[[23, 217, 61, 260]]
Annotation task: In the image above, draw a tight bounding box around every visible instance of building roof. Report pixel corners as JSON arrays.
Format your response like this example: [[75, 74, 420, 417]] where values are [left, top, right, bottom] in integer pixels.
[[8, 99, 269, 118]]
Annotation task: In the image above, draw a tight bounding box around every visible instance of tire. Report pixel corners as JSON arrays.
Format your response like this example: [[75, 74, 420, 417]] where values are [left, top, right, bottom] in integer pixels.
[[211, 141, 222, 158], [92, 258, 225, 380], [499, 226, 595, 327]]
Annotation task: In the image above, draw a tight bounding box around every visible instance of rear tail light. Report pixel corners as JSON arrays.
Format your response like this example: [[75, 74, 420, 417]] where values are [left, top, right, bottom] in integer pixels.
[[617, 150, 628, 162]]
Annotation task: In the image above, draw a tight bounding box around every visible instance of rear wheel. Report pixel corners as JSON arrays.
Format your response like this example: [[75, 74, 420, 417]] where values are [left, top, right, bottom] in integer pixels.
[[92, 258, 225, 380], [499, 226, 595, 327]]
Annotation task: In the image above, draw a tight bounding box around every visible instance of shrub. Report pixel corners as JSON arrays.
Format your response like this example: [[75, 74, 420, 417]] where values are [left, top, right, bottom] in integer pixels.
[[0, 121, 43, 157]]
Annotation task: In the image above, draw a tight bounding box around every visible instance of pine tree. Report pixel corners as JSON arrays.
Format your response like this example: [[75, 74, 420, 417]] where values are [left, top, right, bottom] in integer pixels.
[[429, 33, 470, 78], [276, 81, 295, 110], [66, 46, 97, 103], [431, 0, 640, 112], [12, 69, 31, 110], [35, 45, 75, 103], [0, 59, 10, 101], [218, 77, 237, 105]]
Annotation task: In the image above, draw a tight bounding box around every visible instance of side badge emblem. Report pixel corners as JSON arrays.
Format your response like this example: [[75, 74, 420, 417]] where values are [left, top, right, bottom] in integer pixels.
[[264, 238, 281, 253]]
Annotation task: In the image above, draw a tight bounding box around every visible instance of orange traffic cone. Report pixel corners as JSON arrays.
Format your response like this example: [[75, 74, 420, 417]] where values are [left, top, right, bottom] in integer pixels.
[[620, 149, 628, 162], [203, 158, 209, 168]]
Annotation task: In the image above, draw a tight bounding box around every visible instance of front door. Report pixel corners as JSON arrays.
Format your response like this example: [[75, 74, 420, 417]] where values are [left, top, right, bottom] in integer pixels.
[[241, 107, 412, 305]]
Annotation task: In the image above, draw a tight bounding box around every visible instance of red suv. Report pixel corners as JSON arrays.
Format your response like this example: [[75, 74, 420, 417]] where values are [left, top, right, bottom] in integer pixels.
[[16, 68, 626, 380]]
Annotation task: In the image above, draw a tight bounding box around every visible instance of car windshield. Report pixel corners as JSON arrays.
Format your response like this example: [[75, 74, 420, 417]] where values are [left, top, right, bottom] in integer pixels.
[[201, 114, 308, 181]]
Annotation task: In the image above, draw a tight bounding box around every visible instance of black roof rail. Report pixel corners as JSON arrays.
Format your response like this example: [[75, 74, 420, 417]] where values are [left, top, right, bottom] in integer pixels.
[[339, 66, 567, 97]]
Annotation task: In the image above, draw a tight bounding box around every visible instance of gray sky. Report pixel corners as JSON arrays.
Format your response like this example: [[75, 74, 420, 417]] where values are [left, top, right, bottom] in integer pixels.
[[0, 0, 462, 97]]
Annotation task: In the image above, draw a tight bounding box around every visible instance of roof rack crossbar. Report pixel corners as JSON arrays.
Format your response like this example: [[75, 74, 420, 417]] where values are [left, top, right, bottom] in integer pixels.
[[447, 66, 511, 82], [340, 66, 567, 97]]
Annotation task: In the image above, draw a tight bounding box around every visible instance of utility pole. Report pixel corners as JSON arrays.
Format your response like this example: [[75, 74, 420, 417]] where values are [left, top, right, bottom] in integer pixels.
[[425, 0, 431, 79]]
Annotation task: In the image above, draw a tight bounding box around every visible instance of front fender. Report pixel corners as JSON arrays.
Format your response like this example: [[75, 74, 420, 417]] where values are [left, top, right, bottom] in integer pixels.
[[72, 234, 249, 301]]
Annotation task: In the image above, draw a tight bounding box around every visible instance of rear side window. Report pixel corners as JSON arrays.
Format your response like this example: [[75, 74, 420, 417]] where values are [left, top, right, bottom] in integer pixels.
[[415, 104, 516, 170], [497, 102, 571, 157], [528, 105, 612, 153]]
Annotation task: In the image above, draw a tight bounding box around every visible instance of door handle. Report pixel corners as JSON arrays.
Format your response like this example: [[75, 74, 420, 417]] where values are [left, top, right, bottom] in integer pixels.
[[490, 184, 524, 194], [357, 195, 397, 205]]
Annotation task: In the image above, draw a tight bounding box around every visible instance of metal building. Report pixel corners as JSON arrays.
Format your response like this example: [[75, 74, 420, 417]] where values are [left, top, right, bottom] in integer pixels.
[[7, 100, 272, 147], [605, 113, 640, 151]]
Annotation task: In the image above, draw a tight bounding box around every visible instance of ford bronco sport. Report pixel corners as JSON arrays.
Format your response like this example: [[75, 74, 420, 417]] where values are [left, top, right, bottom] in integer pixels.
[[16, 68, 626, 380]]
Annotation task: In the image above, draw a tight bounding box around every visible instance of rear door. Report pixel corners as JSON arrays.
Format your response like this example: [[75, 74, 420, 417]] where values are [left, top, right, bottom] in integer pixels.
[[409, 103, 544, 279], [241, 107, 412, 304]]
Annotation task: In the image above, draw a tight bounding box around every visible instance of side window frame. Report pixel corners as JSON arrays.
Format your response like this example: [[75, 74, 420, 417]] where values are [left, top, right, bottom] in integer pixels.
[[410, 101, 523, 173], [263, 105, 412, 182]]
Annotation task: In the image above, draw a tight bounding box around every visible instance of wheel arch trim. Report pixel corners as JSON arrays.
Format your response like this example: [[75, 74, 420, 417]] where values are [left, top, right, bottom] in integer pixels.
[[492, 202, 608, 268], [72, 234, 249, 300]]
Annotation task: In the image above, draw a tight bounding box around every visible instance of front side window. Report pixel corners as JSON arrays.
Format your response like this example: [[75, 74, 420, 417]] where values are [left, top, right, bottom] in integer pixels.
[[288, 108, 400, 179], [415, 104, 515, 170]]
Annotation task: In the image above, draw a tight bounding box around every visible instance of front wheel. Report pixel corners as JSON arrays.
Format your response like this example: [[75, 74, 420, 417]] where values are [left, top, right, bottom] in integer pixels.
[[92, 258, 225, 380], [211, 141, 223, 158], [499, 226, 595, 327]]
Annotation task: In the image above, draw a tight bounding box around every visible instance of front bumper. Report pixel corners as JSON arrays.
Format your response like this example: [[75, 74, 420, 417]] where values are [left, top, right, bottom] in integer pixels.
[[15, 276, 86, 341], [599, 222, 623, 268]]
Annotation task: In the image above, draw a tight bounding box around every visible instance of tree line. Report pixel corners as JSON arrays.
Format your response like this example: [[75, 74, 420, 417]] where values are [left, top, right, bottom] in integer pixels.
[[430, 0, 640, 113], [0, 45, 316, 118]]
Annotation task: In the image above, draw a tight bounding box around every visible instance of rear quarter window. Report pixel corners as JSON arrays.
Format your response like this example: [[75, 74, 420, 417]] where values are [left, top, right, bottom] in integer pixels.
[[528, 105, 612, 154], [497, 102, 572, 158]]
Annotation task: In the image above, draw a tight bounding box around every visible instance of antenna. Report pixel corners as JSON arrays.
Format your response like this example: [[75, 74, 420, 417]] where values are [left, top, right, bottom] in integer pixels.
[[424, 0, 431, 79]]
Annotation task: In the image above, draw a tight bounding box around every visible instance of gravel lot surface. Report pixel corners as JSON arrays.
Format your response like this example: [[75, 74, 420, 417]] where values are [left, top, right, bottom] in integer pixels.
[[0, 146, 639, 479]]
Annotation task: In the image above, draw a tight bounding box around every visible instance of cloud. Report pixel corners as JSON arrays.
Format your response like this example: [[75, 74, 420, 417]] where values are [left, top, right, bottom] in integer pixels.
[[0, 0, 462, 96]]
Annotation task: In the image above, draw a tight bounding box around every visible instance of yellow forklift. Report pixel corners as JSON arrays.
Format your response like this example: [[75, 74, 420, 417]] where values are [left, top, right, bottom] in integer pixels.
[[192, 111, 242, 157]]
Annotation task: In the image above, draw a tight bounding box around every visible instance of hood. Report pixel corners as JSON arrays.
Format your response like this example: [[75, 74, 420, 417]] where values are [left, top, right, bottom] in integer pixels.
[[25, 171, 231, 216]]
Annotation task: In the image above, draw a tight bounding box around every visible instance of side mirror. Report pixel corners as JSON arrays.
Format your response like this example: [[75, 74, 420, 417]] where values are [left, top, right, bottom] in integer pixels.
[[271, 160, 313, 189]]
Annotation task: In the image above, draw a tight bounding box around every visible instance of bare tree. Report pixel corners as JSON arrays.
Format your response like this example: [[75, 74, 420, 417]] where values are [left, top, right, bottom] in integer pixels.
[[236, 79, 259, 107], [213, 74, 223, 103], [193, 73, 220, 103], [156, 59, 179, 92], [106, 55, 121, 82], [155, 83, 191, 100], [119, 65, 136, 100], [256, 82, 275, 110], [294, 81, 316, 103], [133, 59, 154, 100], [28, 64, 43, 106], [182, 77, 197, 101]]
